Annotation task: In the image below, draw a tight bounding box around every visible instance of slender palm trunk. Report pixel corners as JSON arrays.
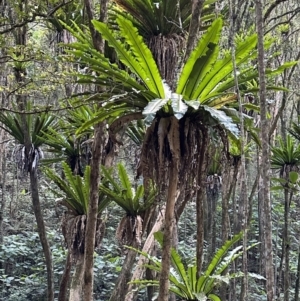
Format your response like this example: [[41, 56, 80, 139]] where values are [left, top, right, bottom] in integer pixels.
[[283, 189, 291, 301], [30, 169, 54, 301]]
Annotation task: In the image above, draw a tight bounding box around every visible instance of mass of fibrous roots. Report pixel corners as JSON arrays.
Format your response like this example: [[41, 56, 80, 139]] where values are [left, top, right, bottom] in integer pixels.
[[137, 115, 228, 206], [61, 213, 105, 260]]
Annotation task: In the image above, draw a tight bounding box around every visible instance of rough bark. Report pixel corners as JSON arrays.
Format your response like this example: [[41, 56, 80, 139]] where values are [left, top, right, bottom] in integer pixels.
[[69, 253, 85, 301], [83, 0, 109, 300], [196, 129, 209, 278], [157, 117, 180, 301], [58, 250, 72, 301], [256, 1, 275, 300], [109, 246, 138, 301], [125, 208, 165, 301]]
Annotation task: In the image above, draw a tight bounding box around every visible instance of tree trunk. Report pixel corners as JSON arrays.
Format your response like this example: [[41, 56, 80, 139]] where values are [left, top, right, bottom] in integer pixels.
[[69, 253, 85, 301], [196, 129, 208, 278], [83, 0, 108, 300], [256, 1, 275, 300], [13, 15, 54, 299], [158, 119, 180, 301], [58, 250, 72, 301], [283, 189, 291, 301], [125, 208, 165, 301], [294, 248, 300, 301], [109, 246, 138, 301], [30, 169, 54, 301]]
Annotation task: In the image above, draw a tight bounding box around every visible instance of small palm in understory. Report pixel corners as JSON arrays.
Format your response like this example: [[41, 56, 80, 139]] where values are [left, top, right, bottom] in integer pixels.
[[100, 162, 156, 247], [128, 232, 262, 301]]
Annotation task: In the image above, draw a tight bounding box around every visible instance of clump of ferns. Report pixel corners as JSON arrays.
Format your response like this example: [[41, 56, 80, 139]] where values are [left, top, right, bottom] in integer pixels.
[[100, 163, 157, 248]]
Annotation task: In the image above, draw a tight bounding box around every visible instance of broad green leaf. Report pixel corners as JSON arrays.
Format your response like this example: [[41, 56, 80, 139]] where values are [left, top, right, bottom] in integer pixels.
[[92, 18, 163, 97], [177, 18, 223, 95], [143, 98, 169, 124], [202, 106, 240, 138], [118, 163, 133, 200], [116, 16, 164, 98], [289, 171, 298, 184], [208, 293, 221, 301]]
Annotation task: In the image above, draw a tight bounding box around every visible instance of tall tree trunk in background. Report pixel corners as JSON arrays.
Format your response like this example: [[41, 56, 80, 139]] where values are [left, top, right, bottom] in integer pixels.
[[256, 1, 275, 300], [83, 0, 109, 299], [283, 190, 292, 301], [12, 3, 54, 299], [109, 244, 138, 301]]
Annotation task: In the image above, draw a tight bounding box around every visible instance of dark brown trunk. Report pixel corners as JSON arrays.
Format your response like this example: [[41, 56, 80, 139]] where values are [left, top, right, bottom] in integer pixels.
[[83, 0, 109, 299], [109, 246, 138, 301], [69, 253, 85, 301], [196, 130, 209, 278], [256, 1, 275, 300], [30, 169, 54, 301], [125, 208, 165, 301], [58, 250, 72, 301]]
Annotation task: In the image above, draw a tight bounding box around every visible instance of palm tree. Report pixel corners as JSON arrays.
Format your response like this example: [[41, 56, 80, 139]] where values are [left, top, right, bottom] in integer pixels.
[[63, 15, 295, 301]]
